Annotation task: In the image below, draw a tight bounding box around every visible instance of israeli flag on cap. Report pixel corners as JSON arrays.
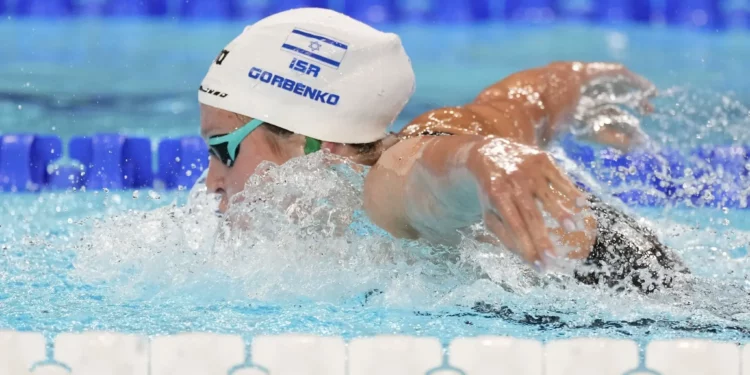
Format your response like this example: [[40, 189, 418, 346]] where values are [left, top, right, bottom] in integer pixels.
[[281, 28, 349, 69]]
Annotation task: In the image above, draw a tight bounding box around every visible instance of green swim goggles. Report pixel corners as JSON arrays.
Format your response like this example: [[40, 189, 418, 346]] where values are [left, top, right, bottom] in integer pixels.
[[208, 118, 322, 167]]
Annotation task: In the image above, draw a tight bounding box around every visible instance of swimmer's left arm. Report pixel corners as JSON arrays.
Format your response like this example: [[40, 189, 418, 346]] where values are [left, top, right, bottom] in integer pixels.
[[364, 135, 596, 268], [475, 62, 657, 150]]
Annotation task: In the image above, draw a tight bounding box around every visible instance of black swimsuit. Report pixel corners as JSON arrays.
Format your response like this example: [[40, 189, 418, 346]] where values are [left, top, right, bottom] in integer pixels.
[[575, 195, 688, 293]]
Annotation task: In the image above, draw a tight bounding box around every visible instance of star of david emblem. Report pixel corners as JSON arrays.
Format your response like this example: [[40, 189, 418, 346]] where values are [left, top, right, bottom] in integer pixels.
[[309, 41, 321, 52]]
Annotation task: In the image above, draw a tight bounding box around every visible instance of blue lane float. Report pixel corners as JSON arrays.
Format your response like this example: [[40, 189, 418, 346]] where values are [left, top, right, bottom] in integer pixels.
[[1, 134, 36, 192], [88, 134, 125, 190], [68, 134, 185, 191], [344, 0, 400, 24], [558, 0, 652, 23], [2, 0, 746, 31], [4, 132, 750, 208], [396, 0, 432, 22], [177, 136, 210, 188], [48, 165, 83, 190], [122, 138, 154, 189], [179, 0, 328, 20], [724, 1, 750, 28], [592, 0, 652, 23], [665, 0, 724, 29], [14, 0, 74, 17], [0, 134, 62, 192], [432, 0, 490, 22], [179, 0, 237, 20], [101, 0, 168, 17], [157, 138, 182, 190], [268, 0, 329, 15], [504, 0, 559, 22], [157, 136, 209, 190], [31, 135, 64, 187], [566, 140, 750, 208]]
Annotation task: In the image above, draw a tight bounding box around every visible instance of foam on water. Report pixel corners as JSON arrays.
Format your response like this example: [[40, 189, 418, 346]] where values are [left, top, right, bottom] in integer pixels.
[[648, 87, 750, 147], [59, 149, 750, 342]]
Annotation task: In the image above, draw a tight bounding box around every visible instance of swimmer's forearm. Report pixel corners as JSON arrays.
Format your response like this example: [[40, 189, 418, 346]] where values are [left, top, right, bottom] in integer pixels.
[[473, 61, 640, 145], [404, 137, 487, 240], [365, 135, 488, 243], [545, 61, 654, 111], [542, 62, 640, 119], [366, 135, 597, 257], [539, 62, 654, 146]]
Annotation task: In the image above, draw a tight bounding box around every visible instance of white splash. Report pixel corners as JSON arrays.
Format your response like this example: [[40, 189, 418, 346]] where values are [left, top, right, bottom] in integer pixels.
[[476, 138, 541, 174], [67, 147, 749, 329]]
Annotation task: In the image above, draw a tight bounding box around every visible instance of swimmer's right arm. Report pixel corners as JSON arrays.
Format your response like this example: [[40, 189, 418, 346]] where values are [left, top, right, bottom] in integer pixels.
[[364, 135, 596, 269]]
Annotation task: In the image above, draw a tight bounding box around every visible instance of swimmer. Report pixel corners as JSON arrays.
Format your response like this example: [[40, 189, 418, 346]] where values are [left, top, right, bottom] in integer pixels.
[[198, 8, 687, 293]]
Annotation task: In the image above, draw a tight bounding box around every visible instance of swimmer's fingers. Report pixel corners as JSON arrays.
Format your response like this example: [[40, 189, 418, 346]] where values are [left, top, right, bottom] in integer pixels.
[[483, 211, 517, 254], [535, 182, 576, 231], [638, 97, 656, 115], [488, 188, 541, 266], [596, 66, 657, 113], [615, 68, 656, 94], [512, 179, 556, 259], [624, 71, 658, 114], [538, 157, 593, 232], [538, 155, 585, 205]]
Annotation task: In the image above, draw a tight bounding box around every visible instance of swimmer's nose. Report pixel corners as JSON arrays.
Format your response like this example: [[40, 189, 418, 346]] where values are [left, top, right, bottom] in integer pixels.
[[206, 163, 229, 212], [205, 161, 224, 193]]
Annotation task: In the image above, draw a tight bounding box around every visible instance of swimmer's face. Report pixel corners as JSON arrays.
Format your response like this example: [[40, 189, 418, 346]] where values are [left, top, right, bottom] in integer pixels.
[[200, 104, 303, 212]]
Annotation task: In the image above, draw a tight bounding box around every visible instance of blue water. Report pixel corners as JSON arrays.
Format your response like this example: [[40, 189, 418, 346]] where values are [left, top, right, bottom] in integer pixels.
[[1, 19, 750, 345]]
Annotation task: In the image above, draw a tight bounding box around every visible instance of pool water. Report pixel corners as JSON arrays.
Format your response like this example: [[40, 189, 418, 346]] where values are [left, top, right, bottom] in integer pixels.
[[1, 19, 750, 346]]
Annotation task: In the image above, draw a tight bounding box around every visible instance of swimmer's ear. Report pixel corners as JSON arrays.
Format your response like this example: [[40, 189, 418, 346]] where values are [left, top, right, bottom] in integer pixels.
[[321, 141, 342, 153]]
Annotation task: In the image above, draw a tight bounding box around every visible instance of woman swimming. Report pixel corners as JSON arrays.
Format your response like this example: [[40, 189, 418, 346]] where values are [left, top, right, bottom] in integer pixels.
[[197, 7, 687, 294]]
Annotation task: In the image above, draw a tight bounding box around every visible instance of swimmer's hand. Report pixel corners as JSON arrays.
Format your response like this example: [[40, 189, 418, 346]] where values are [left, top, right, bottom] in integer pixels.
[[572, 63, 657, 151], [570, 62, 657, 115], [467, 138, 596, 268], [575, 104, 650, 151]]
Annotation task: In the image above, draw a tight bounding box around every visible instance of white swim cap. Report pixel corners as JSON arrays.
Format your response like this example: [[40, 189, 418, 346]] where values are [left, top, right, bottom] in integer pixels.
[[198, 7, 416, 144]]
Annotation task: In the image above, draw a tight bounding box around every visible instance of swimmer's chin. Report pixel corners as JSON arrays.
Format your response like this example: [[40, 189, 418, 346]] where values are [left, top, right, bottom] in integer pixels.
[[217, 195, 255, 231], [218, 210, 254, 232], [217, 192, 247, 214]]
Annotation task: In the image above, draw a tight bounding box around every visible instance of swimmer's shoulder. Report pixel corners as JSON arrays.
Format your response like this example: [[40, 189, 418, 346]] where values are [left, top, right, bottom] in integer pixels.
[[399, 104, 536, 145], [364, 137, 425, 240], [399, 106, 481, 139]]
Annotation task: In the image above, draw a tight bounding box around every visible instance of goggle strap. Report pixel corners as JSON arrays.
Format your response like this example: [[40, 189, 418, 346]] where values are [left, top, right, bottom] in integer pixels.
[[304, 137, 322, 155], [208, 118, 322, 160]]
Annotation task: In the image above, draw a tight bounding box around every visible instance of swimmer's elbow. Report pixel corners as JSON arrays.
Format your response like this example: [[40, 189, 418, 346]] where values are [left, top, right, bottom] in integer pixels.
[[363, 164, 420, 240]]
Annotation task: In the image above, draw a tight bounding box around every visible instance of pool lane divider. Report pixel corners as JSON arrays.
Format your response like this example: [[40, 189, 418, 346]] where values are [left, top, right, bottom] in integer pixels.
[[2, 132, 750, 208], [0, 134, 62, 192], [0, 133, 207, 193], [561, 136, 750, 208], [3, 0, 743, 31]]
